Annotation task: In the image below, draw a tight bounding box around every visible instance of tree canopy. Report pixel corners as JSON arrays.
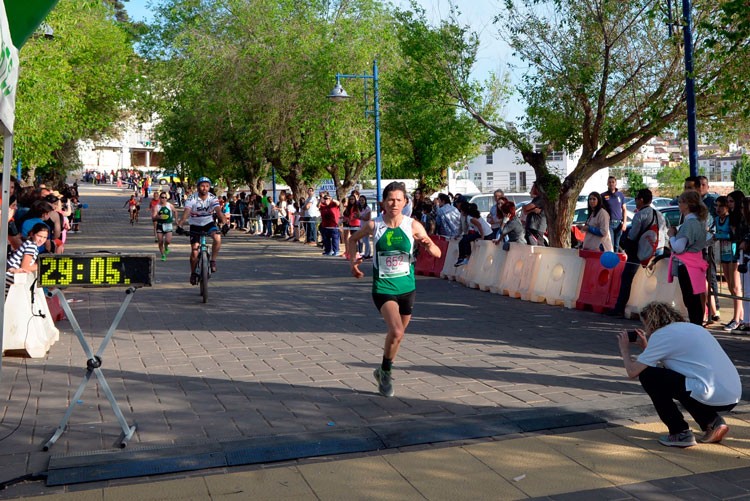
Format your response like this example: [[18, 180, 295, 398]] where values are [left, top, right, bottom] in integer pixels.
[[394, 0, 748, 246], [13, 0, 138, 183]]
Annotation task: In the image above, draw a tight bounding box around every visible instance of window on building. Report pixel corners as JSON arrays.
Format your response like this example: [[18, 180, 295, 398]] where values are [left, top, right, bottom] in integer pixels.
[[548, 151, 564, 161], [473, 172, 482, 184], [485, 146, 494, 165], [509, 172, 517, 192], [519, 172, 527, 192]]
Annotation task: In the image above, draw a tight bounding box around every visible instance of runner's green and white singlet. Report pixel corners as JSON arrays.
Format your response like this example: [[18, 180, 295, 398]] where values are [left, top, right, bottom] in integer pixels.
[[156, 205, 173, 223], [372, 215, 415, 295]]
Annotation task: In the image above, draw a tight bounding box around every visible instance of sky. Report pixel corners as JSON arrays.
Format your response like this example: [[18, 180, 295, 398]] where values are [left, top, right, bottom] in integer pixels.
[[123, 0, 522, 118]]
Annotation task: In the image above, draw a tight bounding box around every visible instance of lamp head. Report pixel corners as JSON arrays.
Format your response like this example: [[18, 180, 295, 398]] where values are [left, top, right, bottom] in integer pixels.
[[327, 81, 350, 103]]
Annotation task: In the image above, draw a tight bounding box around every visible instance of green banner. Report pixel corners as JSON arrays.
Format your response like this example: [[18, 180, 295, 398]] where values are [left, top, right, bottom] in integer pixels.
[[5, 0, 59, 48]]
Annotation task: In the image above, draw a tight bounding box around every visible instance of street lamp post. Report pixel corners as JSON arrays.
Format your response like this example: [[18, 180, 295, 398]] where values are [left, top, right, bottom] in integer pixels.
[[327, 59, 382, 202], [681, 0, 698, 178]]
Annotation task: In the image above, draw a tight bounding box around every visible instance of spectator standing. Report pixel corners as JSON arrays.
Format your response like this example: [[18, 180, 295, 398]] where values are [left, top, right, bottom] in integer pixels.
[[358, 195, 373, 258], [318, 192, 341, 256], [342, 194, 361, 252], [303, 188, 320, 246], [668, 191, 708, 325], [610, 189, 668, 317], [697, 176, 720, 323], [579, 192, 613, 252], [601, 176, 627, 251], [434, 193, 461, 238], [714, 196, 743, 331], [523, 182, 547, 246], [276, 191, 289, 238]]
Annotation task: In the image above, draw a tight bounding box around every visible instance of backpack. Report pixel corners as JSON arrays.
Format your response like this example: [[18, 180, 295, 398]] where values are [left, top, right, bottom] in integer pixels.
[[635, 208, 659, 266]]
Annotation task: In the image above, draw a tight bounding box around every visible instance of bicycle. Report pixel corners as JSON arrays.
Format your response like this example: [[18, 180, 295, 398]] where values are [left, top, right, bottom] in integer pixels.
[[177, 227, 211, 303]]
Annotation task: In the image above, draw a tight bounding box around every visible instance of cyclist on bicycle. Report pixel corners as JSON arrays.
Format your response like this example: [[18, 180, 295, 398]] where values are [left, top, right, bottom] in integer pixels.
[[177, 177, 228, 285]]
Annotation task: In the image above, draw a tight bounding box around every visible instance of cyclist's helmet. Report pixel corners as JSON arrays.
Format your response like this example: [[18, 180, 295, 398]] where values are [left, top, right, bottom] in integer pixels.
[[196, 176, 212, 187]]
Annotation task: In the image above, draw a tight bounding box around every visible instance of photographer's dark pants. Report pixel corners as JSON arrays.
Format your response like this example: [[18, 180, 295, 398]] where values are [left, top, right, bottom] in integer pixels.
[[639, 366, 735, 435]]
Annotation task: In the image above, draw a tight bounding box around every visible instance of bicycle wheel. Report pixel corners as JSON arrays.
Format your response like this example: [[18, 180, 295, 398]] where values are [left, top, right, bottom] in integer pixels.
[[199, 251, 209, 303]]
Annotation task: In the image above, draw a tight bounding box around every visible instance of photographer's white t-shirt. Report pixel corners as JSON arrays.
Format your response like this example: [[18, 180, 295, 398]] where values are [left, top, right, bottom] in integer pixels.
[[637, 322, 741, 406]]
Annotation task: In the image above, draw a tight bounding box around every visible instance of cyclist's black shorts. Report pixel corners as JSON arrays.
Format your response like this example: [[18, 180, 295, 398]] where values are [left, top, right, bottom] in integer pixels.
[[372, 290, 416, 315], [189, 223, 219, 245]]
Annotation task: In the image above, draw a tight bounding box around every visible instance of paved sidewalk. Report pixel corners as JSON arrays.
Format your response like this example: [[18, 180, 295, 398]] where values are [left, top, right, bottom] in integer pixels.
[[0, 184, 749, 498]]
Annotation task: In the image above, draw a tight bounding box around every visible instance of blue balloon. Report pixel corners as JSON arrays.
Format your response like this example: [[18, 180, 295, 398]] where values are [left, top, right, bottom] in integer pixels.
[[82, 203, 89, 209], [600, 251, 619, 269]]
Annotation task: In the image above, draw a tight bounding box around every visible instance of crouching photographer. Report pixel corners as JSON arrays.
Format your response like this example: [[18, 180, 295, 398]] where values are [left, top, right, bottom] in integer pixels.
[[618, 302, 741, 448]]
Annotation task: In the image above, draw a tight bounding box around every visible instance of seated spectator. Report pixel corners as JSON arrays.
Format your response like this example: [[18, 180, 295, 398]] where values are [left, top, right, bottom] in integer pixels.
[[494, 201, 525, 250], [435, 193, 461, 238], [617, 302, 740, 447], [455, 203, 493, 267]]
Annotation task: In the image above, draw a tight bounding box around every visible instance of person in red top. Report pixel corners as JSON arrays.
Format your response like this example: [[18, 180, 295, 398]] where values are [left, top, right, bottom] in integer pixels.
[[319, 191, 341, 256], [342, 194, 361, 252]]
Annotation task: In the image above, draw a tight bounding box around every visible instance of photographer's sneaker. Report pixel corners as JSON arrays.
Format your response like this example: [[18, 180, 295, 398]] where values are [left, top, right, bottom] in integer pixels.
[[658, 430, 696, 448], [700, 416, 729, 443], [723, 320, 740, 332], [373, 367, 394, 397]]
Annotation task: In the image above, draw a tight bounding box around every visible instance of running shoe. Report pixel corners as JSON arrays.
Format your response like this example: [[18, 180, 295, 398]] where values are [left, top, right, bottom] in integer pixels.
[[190, 273, 199, 286], [700, 416, 729, 443], [210, 260, 217, 273], [164, 245, 170, 255], [454, 258, 469, 267], [373, 367, 394, 397], [658, 430, 696, 448], [723, 320, 740, 332], [161, 254, 166, 262]]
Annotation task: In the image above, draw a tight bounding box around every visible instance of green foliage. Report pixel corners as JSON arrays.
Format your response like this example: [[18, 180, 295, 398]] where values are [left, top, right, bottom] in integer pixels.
[[382, 6, 488, 191], [656, 163, 690, 198], [144, 0, 398, 197], [14, 0, 137, 182], [625, 170, 647, 196], [732, 155, 750, 195]]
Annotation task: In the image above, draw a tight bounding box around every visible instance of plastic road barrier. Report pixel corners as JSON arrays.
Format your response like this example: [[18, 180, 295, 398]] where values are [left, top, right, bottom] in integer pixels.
[[440, 238, 461, 281], [624, 259, 688, 319], [528, 247, 585, 308], [2, 273, 60, 358], [575, 249, 626, 313], [495, 243, 539, 298]]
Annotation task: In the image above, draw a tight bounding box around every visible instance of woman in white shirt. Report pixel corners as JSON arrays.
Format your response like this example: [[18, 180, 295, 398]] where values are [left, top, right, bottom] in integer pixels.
[[455, 203, 493, 267]]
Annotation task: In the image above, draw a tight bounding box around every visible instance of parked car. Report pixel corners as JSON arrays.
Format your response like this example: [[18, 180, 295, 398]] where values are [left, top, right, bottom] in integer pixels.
[[157, 173, 182, 185], [469, 193, 532, 220], [625, 197, 673, 212], [658, 206, 681, 228]]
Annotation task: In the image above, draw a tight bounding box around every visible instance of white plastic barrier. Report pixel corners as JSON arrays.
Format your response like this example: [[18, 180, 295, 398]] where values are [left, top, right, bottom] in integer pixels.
[[474, 242, 509, 292], [3, 273, 60, 357], [624, 259, 688, 319], [528, 247, 585, 308], [492, 243, 539, 298], [440, 238, 461, 281], [458, 240, 495, 288]]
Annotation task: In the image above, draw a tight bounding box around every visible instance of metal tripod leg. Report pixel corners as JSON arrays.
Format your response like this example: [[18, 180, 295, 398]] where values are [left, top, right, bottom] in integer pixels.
[[43, 288, 138, 450]]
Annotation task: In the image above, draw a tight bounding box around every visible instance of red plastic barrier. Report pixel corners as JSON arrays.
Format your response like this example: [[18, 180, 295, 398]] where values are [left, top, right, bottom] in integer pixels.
[[415, 235, 448, 277], [575, 249, 626, 313], [45, 293, 66, 322]]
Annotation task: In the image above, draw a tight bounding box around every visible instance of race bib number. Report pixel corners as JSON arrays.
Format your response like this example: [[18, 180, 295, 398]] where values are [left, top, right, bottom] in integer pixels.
[[161, 223, 173, 232], [377, 250, 411, 279]]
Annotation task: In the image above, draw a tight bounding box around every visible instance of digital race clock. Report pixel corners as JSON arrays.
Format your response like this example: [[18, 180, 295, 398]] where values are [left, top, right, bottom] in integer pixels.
[[38, 254, 154, 288]]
